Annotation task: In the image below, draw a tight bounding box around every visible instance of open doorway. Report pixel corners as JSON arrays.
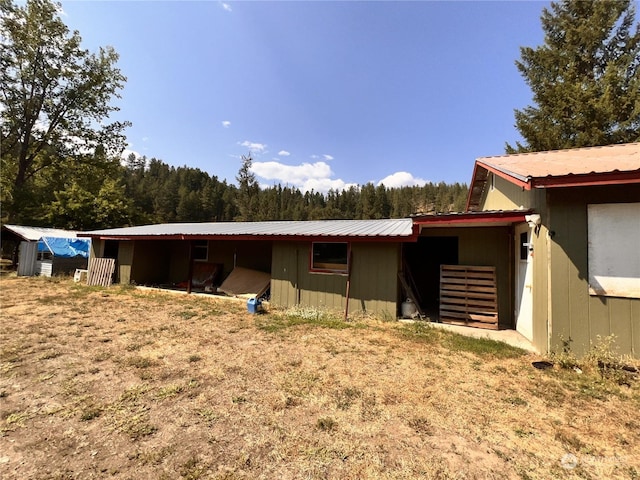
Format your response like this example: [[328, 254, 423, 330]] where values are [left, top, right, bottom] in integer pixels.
[[103, 240, 120, 283], [403, 236, 458, 316]]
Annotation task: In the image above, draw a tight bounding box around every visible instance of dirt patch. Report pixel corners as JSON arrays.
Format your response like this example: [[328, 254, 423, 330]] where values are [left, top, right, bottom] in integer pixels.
[[1, 276, 638, 479]]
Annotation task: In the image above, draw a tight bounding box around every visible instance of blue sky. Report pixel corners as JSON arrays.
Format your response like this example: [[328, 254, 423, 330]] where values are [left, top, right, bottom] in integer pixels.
[[60, 0, 548, 192]]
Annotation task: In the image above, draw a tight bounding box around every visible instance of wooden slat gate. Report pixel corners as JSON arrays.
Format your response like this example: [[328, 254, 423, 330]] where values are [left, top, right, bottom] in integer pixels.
[[87, 257, 116, 287], [439, 265, 498, 330]]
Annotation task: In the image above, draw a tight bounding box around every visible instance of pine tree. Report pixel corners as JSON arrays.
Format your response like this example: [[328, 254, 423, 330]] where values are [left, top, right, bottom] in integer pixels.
[[235, 154, 260, 221], [508, 0, 640, 152]]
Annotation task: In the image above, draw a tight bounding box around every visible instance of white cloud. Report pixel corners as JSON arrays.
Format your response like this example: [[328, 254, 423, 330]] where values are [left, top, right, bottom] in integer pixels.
[[251, 160, 357, 193], [302, 177, 357, 193], [252, 161, 331, 183], [311, 154, 334, 161], [220, 2, 232, 12], [377, 171, 428, 188], [222, 120, 231, 128], [121, 148, 143, 160], [120, 148, 147, 168], [239, 140, 267, 153], [278, 150, 290, 156]]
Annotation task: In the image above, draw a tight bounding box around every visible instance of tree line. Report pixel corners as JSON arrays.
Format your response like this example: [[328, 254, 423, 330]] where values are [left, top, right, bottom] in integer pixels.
[[120, 153, 468, 228]]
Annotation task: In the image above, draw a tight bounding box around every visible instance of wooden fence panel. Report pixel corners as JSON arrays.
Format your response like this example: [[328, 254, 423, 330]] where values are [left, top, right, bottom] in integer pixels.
[[439, 264, 498, 330], [87, 258, 116, 287]]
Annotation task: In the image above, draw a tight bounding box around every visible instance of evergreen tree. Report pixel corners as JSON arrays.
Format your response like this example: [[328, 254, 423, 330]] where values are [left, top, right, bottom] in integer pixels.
[[508, 0, 640, 152], [235, 154, 259, 221]]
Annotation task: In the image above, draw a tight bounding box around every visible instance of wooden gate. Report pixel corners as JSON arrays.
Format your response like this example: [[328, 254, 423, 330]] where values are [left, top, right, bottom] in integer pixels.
[[439, 265, 498, 329]]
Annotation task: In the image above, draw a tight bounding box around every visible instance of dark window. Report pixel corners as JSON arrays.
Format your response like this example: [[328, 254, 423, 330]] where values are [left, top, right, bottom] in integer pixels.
[[37, 251, 53, 261], [193, 240, 208, 261], [104, 240, 119, 259], [520, 232, 529, 260], [311, 242, 348, 273]]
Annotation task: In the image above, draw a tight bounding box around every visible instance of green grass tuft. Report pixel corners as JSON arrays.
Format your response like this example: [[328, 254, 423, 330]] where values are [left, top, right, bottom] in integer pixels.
[[257, 307, 354, 333]]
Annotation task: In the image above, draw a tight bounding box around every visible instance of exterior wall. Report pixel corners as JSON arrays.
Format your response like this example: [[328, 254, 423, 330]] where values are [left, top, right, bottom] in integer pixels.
[[51, 257, 88, 276], [547, 185, 640, 358], [117, 241, 135, 284], [90, 238, 104, 259], [477, 175, 550, 353], [271, 241, 400, 317], [130, 240, 172, 284], [120, 239, 273, 286], [168, 241, 190, 283], [419, 227, 513, 328], [481, 173, 546, 212], [531, 223, 549, 354], [207, 240, 272, 279]]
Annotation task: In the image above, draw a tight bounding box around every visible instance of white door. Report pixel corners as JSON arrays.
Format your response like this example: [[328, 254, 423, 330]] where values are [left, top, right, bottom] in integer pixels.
[[515, 223, 533, 341]]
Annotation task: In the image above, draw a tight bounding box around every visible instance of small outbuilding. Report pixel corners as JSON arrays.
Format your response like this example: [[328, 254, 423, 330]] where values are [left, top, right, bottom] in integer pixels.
[[2, 225, 90, 277]]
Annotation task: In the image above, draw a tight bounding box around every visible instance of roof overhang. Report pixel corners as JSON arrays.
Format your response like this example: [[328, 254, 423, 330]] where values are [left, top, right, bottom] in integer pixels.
[[527, 170, 640, 188], [82, 233, 420, 243], [412, 210, 532, 229], [78, 219, 420, 243], [465, 160, 640, 211]]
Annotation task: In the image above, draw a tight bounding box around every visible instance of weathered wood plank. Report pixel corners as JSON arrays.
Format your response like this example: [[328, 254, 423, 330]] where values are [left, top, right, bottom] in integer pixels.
[[440, 297, 497, 308], [441, 265, 496, 272], [440, 290, 497, 300]]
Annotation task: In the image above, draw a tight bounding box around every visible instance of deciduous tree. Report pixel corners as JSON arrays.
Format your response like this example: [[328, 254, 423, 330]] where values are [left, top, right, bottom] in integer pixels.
[[0, 0, 130, 222]]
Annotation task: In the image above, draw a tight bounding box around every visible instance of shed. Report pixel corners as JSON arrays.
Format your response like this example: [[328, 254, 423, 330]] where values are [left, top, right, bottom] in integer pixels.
[[2, 225, 90, 277]]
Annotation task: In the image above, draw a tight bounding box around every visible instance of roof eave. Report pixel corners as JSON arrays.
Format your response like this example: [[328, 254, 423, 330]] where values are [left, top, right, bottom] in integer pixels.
[[412, 210, 532, 227], [80, 233, 419, 243], [530, 171, 640, 188]]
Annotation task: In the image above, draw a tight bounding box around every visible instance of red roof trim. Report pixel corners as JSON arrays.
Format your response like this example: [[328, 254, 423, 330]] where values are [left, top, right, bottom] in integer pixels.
[[412, 211, 530, 226], [465, 162, 483, 212], [475, 161, 532, 190], [530, 171, 640, 188]]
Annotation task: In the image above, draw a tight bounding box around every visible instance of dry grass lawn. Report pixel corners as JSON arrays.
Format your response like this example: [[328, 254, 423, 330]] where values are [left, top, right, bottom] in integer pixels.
[[1, 276, 639, 479]]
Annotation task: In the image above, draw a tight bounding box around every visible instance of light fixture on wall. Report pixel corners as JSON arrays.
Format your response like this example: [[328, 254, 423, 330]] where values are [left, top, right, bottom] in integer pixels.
[[525, 213, 542, 235]]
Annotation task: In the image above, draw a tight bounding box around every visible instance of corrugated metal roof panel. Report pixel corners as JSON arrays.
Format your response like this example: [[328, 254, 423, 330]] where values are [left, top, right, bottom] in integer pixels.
[[477, 143, 640, 180], [82, 218, 415, 239], [3, 224, 79, 241]]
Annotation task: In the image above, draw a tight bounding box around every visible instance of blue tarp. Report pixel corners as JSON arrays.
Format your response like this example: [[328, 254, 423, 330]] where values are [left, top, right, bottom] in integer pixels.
[[37, 237, 90, 258]]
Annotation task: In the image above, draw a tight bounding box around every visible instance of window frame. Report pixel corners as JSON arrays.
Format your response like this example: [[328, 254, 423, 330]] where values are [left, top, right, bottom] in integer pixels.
[[587, 202, 640, 299], [192, 240, 209, 262], [309, 242, 350, 274]]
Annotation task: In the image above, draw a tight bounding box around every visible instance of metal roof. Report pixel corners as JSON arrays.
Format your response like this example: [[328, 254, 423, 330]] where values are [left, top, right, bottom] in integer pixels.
[[467, 143, 640, 210], [2, 224, 79, 242], [81, 218, 416, 240], [477, 143, 640, 184]]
